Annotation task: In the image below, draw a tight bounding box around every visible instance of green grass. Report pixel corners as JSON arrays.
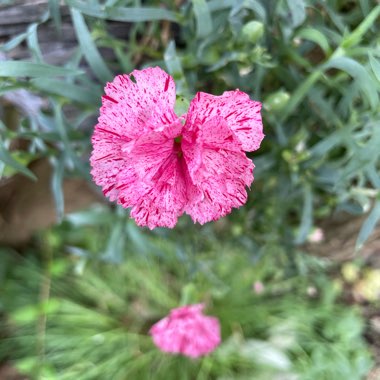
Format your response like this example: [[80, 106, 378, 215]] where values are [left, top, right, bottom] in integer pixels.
[[0, 217, 373, 379]]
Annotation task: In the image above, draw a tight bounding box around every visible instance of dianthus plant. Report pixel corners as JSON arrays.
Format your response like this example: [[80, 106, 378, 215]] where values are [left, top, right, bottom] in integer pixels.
[[91, 67, 263, 229]]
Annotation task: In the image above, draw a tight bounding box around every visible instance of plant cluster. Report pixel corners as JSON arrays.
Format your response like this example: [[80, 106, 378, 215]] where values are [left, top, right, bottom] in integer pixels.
[[1, 0, 380, 378]]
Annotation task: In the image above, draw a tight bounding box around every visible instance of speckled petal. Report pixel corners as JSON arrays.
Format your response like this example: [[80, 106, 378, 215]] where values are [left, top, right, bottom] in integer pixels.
[[99, 67, 180, 139], [91, 67, 264, 229], [186, 90, 264, 151], [129, 151, 188, 229], [182, 116, 254, 224], [90, 131, 129, 202], [90, 67, 184, 228]]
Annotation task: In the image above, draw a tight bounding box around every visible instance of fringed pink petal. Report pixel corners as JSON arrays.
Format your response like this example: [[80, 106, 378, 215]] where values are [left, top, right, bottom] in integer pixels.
[[90, 67, 185, 228], [129, 153, 187, 229], [91, 67, 264, 229], [185, 90, 264, 152], [99, 67, 179, 139], [90, 130, 129, 202], [182, 116, 254, 224]]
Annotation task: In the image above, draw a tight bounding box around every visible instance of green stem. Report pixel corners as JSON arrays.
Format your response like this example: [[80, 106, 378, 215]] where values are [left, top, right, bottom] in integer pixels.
[[279, 69, 322, 123], [35, 236, 53, 376], [279, 6, 380, 124]]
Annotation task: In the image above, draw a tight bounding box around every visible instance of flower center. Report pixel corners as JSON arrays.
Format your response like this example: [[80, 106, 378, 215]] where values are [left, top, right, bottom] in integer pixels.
[[174, 135, 183, 157]]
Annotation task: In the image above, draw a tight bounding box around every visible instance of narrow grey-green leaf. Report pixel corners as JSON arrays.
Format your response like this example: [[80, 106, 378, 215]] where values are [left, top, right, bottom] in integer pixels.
[[369, 53, 380, 82], [66, 206, 114, 226], [164, 41, 188, 96], [367, 165, 380, 188], [207, 51, 242, 72], [310, 131, 343, 156], [164, 41, 183, 77], [0, 31, 29, 52], [297, 28, 331, 54], [0, 143, 37, 181], [342, 5, 380, 48], [51, 102, 75, 169], [27, 23, 43, 62], [102, 221, 124, 263], [359, 0, 372, 16], [279, 69, 322, 122], [286, 0, 306, 27], [31, 78, 100, 106], [323, 56, 379, 109], [71, 8, 113, 83], [49, 0, 62, 32], [208, 0, 235, 12], [51, 156, 65, 222], [126, 221, 150, 255], [238, 0, 267, 22], [0, 61, 83, 77], [295, 185, 313, 244], [356, 200, 380, 250], [67, 0, 179, 22], [192, 0, 212, 38]]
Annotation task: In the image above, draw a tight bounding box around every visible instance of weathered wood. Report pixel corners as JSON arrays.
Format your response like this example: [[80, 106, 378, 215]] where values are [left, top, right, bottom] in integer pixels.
[[0, 363, 27, 380], [0, 0, 131, 65], [0, 0, 53, 25]]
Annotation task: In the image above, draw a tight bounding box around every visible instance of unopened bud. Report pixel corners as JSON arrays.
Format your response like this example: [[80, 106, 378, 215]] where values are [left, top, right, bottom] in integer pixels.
[[241, 21, 264, 43], [264, 91, 290, 112]]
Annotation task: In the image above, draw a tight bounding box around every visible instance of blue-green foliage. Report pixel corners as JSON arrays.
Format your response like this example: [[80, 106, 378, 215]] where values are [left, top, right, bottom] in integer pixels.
[[1, 0, 379, 245], [0, 219, 373, 379], [0, 0, 379, 378]]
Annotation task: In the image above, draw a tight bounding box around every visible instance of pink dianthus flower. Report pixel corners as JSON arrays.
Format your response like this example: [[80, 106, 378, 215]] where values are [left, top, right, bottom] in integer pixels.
[[91, 67, 264, 229], [149, 303, 221, 358]]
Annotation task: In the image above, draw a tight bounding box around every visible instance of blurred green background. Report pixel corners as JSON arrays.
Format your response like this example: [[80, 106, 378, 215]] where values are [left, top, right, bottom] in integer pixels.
[[1, 0, 380, 379]]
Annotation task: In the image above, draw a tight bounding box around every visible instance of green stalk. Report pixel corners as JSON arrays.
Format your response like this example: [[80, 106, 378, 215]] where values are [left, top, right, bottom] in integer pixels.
[[35, 236, 53, 377], [279, 69, 322, 123], [280, 5, 380, 123]]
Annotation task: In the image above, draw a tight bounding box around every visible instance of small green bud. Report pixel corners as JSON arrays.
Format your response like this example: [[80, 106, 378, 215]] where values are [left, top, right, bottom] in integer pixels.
[[264, 91, 290, 112], [174, 95, 190, 116], [241, 21, 264, 43]]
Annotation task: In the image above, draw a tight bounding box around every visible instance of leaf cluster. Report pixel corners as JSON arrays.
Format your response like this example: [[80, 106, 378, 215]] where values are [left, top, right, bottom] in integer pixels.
[[1, 0, 379, 245]]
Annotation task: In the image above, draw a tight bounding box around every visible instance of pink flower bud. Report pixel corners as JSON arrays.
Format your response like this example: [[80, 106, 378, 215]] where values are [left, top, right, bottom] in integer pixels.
[[150, 304, 221, 358]]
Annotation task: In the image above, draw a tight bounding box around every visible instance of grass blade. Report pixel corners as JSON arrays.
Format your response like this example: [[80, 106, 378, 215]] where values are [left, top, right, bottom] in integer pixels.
[[31, 78, 101, 106], [356, 200, 380, 250], [208, 0, 235, 12], [342, 5, 380, 48], [67, 0, 179, 22], [70, 8, 113, 83], [26, 23, 43, 62], [0, 61, 83, 77], [164, 40, 188, 96], [369, 53, 380, 82], [192, 0, 213, 38], [0, 142, 37, 181], [295, 185, 313, 244], [286, 0, 306, 27], [323, 56, 379, 109], [51, 155, 65, 222], [297, 28, 331, 55], [0, 31, 29, 52], [49, 0, 62, 33]]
